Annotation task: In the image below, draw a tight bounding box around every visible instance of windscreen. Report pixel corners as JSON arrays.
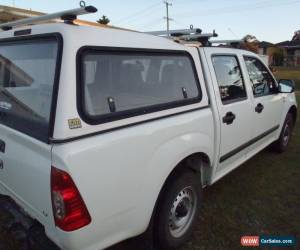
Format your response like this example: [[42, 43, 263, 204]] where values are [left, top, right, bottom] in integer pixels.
[[0, 37, 59, 142]]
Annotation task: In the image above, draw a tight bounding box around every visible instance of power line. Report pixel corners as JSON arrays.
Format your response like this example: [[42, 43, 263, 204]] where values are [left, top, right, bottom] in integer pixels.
[[113, 2, 161, 25], [139, 18, 165, 31], [172, 19, 188, 27], [174, 0, 300, 18], [228, 28, 239, 39]]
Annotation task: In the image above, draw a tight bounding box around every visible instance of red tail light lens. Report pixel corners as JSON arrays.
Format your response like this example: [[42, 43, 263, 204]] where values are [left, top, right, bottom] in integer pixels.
[[51, 166, 91, 231]]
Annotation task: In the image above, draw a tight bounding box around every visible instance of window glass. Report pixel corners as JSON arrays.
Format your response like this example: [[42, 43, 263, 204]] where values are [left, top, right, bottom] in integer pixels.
[[212, 55, 247, 103], [0, 38, 59, 142], [244, 56, 277, 96], [81, 51, 200, 118]]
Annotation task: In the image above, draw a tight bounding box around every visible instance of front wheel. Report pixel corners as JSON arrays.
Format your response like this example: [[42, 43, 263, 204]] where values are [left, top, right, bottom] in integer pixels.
[[272, 113, 294, 153], [154, 170, 202, 250]]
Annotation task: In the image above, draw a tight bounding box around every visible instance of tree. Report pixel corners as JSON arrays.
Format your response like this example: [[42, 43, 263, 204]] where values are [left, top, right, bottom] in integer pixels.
[[241, 34, 259, 53], [268, 47, 284, 66], [97, 15, 110, 25], [292, 30, 300, 41], [243, 34, 259, 43]]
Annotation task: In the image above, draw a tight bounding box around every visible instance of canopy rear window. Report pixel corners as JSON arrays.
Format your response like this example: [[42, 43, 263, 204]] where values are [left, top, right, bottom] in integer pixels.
[[0, 35, 61, 142]]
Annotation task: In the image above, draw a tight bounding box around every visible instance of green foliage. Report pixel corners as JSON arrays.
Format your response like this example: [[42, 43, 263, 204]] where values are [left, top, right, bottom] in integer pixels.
[[268, 47, 284, 66], [97, 15, 110, 25], [274, 67, 300, 90]]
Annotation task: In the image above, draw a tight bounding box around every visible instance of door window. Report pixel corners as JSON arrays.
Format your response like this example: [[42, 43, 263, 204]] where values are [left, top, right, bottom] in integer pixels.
[[212, 55, 247, 104], [244, 56, 278, 97]]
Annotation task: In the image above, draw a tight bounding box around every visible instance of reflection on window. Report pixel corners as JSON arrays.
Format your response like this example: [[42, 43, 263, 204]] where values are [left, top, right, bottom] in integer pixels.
[[244, 56, 277, 97], [0, 55, 33, 88], [212, 55, 247, 103], [0, 39, 58, 142]]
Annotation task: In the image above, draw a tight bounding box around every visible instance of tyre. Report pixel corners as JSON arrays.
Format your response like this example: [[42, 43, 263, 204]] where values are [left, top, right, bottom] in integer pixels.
[[272, 113, 294, 153], [154, 169, 202, 250]]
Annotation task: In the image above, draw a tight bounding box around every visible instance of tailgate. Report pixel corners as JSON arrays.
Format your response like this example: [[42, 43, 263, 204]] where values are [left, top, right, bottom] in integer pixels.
[[0, 34, 62, 231]]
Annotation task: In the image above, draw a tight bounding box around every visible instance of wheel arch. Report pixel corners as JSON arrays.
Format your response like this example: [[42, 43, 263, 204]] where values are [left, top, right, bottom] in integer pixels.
[[145, 151, 211, 237], [166, 152, 212, 187], [288, 105, 297, 126]]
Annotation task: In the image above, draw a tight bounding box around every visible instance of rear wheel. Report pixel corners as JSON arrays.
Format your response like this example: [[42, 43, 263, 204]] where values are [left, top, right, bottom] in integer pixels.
[[272, 113, 294, 153], [154, 169, 202, 250]]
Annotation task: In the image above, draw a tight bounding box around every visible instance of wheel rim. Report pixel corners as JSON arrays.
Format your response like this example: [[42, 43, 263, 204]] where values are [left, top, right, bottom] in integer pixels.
[[283, 122, 290, 147], [168, 186, 197, 238]]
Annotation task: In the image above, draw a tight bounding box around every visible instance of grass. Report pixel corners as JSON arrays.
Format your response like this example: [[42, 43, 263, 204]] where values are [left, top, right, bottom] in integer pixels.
[[0, 97, 299, 250], [274, 67, 300, 90]]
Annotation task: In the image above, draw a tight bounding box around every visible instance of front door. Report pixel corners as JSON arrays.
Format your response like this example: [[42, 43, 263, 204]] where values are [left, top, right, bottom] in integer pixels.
[[243, 56, 283, 144]]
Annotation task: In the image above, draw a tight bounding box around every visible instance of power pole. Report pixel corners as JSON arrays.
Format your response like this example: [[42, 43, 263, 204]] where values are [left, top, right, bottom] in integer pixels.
[[164, 1, 173, 36]]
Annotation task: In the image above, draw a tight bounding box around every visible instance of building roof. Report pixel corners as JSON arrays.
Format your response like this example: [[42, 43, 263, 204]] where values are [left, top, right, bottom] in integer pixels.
[[276, 39, 300, 48], [258, 41, 274, 48], [0, 5, 43, 22]]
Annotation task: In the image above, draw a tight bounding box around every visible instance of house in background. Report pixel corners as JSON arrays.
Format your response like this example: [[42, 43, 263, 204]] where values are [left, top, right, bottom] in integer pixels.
[[0, 5, 42, 23], [258, 41, 273, 55], [276, 30, 300, 67], [257, 41, 274, 65]]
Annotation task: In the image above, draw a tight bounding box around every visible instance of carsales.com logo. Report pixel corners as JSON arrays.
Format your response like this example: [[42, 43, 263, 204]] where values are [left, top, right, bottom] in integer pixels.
[[241, 236, 260, 247], [241, 236, 296, 247]]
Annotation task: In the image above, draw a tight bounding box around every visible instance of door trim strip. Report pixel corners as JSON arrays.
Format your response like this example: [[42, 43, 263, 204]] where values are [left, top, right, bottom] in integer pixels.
[[219, 125, 280, 163]]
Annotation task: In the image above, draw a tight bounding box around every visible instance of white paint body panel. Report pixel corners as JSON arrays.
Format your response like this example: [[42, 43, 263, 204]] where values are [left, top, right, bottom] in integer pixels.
[[202, 48, 255, 176], [0, 24, 297, 250], [52, 109, 214, 250]]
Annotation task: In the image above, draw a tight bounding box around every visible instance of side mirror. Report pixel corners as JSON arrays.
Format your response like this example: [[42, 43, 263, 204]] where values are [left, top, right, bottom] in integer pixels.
[[278, 79, 295, 93]]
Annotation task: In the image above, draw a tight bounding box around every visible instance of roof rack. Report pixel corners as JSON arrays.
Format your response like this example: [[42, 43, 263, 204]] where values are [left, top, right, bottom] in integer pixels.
[[211, 39, 243, 44], [146, 28, 218, 46], [210, 40, 245, 49], [0, 5, 97, 31], [147, 28, 202, 37]]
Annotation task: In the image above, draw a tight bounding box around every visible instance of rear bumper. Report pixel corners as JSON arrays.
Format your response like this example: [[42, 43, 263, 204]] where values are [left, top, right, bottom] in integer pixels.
[[0, 195, 60, 250]]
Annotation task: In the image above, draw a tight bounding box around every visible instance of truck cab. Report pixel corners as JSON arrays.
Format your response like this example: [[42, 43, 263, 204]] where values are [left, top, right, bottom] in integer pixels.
[[200, 47, 297, 182]]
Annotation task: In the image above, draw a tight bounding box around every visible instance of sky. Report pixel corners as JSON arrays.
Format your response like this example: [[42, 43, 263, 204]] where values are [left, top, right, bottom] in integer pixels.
[[1, 0, 300, 43]]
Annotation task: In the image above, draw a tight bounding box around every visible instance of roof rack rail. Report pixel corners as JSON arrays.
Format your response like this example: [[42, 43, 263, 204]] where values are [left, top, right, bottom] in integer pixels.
[[180, 32, 218, 41], [210, 39, 243, 44], [0, 5, 98, 31], [147, 28, 202, 37], [146, 28, 218, 46]]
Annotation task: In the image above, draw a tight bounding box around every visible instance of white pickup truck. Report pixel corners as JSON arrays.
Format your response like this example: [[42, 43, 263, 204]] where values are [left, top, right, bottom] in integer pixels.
[[0, 6, 297, 250]]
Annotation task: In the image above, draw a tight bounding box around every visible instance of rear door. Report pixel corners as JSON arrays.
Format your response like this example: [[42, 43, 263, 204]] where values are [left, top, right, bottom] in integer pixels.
[[0, 34, 61, 225], [204, 49, 254, 175]]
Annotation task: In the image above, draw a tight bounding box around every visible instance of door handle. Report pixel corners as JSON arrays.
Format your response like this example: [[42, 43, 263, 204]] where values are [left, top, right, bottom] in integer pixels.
[[222, 112, 236, 125], [255, 103, 264, 113]]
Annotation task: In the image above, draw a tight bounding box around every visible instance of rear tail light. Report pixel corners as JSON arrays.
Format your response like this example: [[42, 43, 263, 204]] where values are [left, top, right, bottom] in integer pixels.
[[51, 166, 91, 231]]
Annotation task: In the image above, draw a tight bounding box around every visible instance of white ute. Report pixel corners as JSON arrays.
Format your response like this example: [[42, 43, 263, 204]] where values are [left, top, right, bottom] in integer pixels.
[[0, 6, 297, 250]]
